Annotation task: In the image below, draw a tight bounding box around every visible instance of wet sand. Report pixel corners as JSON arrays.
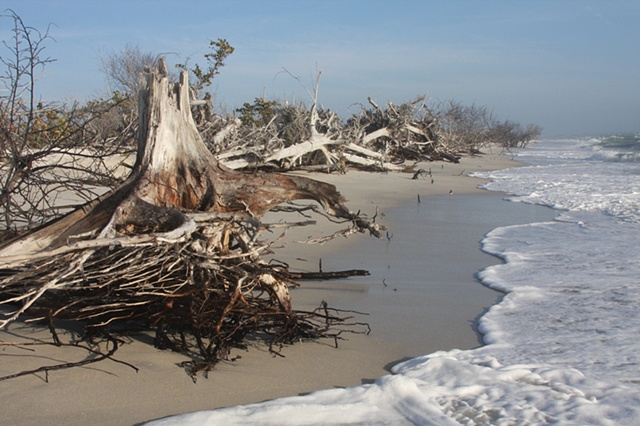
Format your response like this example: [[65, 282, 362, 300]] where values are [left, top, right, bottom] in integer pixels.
[[0, 153, 556, 425]]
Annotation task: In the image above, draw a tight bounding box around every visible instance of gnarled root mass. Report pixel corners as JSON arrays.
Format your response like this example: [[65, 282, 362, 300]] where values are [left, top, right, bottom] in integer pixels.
[[0, 214, 371, 380]]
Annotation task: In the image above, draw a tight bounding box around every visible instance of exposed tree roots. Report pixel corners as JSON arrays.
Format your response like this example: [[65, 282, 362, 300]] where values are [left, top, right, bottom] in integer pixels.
[[0, 335, 138, 383], [0, 213, 372, 381]]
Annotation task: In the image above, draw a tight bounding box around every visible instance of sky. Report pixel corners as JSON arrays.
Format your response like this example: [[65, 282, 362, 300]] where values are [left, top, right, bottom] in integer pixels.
[[2, 0, 639, 136]]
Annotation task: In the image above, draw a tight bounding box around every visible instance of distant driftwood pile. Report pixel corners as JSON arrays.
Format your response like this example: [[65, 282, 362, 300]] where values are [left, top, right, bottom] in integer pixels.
[[209, 93, 460, 173]]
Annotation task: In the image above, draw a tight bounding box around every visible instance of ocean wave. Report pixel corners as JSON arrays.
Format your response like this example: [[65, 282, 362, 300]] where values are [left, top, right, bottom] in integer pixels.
[[475, 138, 640, 223], [589, 134, 640, 163]]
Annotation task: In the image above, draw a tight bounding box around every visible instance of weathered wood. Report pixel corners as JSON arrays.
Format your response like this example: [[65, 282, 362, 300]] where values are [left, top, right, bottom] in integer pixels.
[[0, 58, 379, 259], [0, 59, 378, 374]]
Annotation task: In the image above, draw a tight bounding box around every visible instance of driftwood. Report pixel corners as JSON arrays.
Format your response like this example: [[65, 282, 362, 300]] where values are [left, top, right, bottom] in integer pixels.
[[284, 269, 370, 280], [0, 59, 379, 376], [212, 94, 460, 173]]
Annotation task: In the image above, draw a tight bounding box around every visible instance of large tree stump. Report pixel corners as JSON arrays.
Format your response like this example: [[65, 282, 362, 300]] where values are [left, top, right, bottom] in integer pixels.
[[0, 59, 378, 373], [0, 59, 376, 258]]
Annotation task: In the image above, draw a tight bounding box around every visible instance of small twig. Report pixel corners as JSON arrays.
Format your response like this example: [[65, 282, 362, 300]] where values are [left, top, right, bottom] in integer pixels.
[[0, 337, 138, 382]]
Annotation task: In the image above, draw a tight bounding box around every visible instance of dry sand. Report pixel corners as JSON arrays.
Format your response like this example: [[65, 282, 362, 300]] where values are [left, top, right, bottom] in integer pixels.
[[0, 152, 552, 426]]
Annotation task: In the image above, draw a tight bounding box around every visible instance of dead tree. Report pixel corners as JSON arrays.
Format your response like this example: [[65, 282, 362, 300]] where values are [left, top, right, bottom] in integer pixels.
[[0, 59, 379, 374]]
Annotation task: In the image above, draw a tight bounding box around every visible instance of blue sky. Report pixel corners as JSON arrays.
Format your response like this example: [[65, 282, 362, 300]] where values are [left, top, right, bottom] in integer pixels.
[[2, 0, 639, 136]]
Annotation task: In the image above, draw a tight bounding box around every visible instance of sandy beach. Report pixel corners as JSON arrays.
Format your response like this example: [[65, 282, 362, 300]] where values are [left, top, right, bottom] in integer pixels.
[[0, 152, 557, 425]]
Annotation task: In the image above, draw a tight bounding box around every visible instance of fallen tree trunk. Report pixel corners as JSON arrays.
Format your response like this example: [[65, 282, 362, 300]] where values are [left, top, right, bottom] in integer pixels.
[[0, 59, 379, 375]]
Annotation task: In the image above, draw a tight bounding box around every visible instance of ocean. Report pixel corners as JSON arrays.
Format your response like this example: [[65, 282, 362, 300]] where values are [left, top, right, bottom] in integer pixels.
[[147, 136, 640, 425]]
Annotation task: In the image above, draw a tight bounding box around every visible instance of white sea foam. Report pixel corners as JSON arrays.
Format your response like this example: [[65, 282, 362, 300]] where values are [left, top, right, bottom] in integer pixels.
[[146, 137, 640, 425]]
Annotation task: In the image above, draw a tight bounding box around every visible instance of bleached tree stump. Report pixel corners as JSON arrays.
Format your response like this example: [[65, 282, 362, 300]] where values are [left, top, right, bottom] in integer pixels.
[[0, 59, 377, 259], [0, 59, 379, 373]]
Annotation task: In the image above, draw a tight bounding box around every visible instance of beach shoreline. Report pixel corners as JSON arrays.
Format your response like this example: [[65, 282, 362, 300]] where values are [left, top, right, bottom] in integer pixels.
[[0, 151, 556, 426]]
